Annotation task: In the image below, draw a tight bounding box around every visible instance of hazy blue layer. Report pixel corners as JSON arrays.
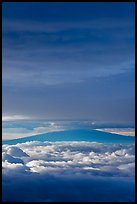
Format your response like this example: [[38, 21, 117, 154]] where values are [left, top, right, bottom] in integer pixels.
[[2, 120, 134, 129], [3, 129, 134, 145]]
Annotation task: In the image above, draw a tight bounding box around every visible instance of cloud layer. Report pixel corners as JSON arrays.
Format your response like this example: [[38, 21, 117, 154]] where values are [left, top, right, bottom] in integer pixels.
[[2, 141, 135, 202], [2, 3, 135, 122], [2, 121, 64, 140]]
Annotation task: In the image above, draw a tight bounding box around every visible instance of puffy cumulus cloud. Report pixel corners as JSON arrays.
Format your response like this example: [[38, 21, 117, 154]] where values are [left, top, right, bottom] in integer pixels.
[[2, 141, 135, 202], [2, 153, 24, 164], [7, 146, 29, 157]]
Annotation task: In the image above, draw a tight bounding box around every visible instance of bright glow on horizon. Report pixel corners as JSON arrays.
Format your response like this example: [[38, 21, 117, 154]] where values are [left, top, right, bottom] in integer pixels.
[[2, 115, 31, 121]]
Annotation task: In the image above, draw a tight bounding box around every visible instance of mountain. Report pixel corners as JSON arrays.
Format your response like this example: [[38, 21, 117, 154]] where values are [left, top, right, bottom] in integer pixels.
[[3, 129, 134, 145]]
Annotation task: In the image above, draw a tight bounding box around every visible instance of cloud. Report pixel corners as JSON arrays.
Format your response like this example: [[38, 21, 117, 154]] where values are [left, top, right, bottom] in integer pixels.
[[2, 2, 135, 122], [2, 121, 65, 140], [2, 141, 135, 202], [95, 128, 135, 136], [2, 153, 24, 164], [2, 115, 31, 121], [2, 10, 135, 87], [3, 63, 134, 87], [7, 146, 29, 157], [2, 17, 134, 34]]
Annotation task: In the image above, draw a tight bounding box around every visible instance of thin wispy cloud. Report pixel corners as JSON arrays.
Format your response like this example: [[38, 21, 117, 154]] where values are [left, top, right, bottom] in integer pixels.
[[2, 115, 31, 121], [2, 2, 135, 122]]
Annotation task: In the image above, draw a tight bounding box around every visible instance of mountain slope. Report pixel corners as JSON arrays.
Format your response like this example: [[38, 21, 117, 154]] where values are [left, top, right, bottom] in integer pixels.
[[3, 129, 134, 145]]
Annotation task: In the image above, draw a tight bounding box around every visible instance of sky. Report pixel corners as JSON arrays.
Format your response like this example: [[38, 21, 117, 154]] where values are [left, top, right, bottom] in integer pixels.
[[2, 2, 135, 123]]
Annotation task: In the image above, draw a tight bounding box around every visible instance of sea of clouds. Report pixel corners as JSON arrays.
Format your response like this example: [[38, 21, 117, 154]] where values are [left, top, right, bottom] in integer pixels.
[[2, 141, 135, 202], [2, 122, 65, 140]]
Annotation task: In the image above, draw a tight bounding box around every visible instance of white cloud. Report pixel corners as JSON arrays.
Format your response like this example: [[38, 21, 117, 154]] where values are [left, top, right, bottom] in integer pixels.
[[7, 146, 29, 157], [2, 141, 135, 177], [2, 115, 31, 121], [95, 128, 135, 136], [2, 153, 24, 164], [2, 141, 135, 202], [2, 122, 65, 140]]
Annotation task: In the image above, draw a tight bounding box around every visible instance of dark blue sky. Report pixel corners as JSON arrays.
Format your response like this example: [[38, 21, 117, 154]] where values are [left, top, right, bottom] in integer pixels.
[[2, 2, 135, 123]]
